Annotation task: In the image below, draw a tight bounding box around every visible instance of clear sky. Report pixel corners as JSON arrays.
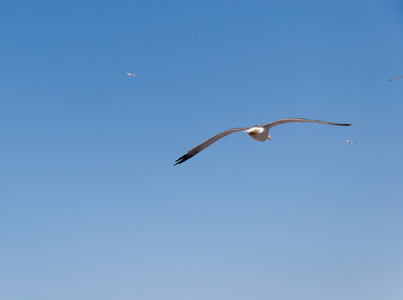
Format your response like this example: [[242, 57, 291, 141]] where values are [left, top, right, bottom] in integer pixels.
[[1, 1, 403, 299]]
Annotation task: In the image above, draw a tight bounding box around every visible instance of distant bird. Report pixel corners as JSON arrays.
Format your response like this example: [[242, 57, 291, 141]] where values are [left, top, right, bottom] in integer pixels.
[[174, 117, 354, 166], [123, 72, 136, 77], [342, 140, 356, 143], [389, 76, 402, 81]]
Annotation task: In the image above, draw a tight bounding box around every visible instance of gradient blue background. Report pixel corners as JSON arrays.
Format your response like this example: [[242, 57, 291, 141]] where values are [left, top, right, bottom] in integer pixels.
[[1, 1, 403, 299]]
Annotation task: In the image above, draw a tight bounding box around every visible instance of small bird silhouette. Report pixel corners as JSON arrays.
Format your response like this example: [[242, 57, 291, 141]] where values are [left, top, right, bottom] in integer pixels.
[[389, 76, 402, 81], [342, 140, 356, 143], [123, 72, 136, 77]]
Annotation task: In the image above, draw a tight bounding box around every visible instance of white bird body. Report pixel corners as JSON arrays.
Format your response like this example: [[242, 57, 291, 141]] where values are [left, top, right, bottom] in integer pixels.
[[174, 117, 354, 166], [246, 127, 269, 141]]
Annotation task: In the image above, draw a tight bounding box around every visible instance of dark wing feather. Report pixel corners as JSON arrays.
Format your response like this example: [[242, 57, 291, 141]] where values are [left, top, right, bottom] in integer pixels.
[[263, 118, 353, 130], [174, 127, 247, 166]]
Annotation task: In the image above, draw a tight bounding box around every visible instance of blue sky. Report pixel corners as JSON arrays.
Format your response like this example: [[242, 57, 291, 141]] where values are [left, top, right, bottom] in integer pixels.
[[1, 1, 403, 299]]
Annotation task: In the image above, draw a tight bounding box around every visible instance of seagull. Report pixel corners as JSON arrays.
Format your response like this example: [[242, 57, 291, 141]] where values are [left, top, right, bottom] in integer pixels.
[[389, 76, 402, 81], [123, 72, 136, 77], [342, 140, 356, 143], [174, 117, 354, 166]]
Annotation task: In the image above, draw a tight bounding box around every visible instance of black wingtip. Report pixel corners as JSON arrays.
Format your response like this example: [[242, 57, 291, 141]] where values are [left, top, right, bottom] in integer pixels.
[[173, 159, 183, 166], [173, 153, 195, 166]]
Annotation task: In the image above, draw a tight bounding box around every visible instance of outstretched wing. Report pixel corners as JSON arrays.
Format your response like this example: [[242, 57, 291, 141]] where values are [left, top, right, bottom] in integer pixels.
[[174, 127, 248, 166], [389, 77, 397, 81], [263, 117, 353, 130]]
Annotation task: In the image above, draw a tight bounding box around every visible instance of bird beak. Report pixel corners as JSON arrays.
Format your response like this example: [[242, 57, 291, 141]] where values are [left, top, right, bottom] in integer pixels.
[[268, 136, 272, 140]]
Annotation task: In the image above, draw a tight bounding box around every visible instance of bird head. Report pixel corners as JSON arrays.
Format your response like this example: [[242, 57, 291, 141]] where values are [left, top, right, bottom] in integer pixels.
[[246, 127, 270, 142]]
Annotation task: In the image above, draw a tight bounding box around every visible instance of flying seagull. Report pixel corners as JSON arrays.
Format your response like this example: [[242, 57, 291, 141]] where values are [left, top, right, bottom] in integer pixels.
[[342, 140, 356, 143], [174, 117, 354, 166], [389, 76, 402, 81], [123, 72, 136, 77]]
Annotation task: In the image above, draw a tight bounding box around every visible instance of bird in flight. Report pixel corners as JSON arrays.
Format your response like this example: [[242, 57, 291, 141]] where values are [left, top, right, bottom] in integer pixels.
[[389, 76, 402, 81], [174, 117, 354, 166], [342, 140, 356, 143], [123, 72, 136, 77]]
